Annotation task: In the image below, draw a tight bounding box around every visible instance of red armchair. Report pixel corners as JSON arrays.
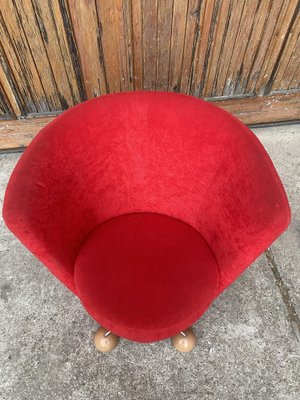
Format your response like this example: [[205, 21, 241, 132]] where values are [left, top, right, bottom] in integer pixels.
[[3, 92, 290, 352]]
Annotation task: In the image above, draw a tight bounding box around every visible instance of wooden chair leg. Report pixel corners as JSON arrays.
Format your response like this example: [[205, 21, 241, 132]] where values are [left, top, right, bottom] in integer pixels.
[[171, 327, 196, 353], [94, 327, 119, 352]]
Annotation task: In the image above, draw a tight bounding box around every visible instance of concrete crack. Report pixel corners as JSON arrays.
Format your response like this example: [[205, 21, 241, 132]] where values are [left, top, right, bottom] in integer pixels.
[[265, 248, 300, 341]]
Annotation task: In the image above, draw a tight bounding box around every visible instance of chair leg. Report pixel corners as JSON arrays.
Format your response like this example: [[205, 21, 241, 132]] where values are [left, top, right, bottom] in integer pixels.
[[171, 327, 196, 353], [94, 327, 119, 352]]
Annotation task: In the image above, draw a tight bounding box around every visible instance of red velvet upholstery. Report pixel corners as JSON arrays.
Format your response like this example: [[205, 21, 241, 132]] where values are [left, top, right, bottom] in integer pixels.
[[75, 213, 219, 342], [3, 91, 290, 342]]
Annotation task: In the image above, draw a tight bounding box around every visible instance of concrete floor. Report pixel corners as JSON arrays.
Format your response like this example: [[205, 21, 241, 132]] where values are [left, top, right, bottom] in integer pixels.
[[0, 124, 299, 400]]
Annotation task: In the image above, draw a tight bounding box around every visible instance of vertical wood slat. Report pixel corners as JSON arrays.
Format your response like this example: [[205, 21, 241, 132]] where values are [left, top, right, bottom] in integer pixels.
[[31, 0, 83, 107], [190, 0, 214, 96], [281, 38, 300, 90], [67, 0, 107, 98], [96, 0, 132, 93], [180, 0, 201, 94], [202, 0, 231, 97], [0, 51, 21, 117], [0, 0, 83, 115], [96, 1, 120, 92], [223, 0, 259, 96], [271, 10, 300, 91], [255, 0, 299, 95], [0, 0, 48, 113], [156, 0, 173, 91], [122, 0, 134, 91], [143, 0, 158, 90], [246, 0, 284, 94], [214, 0, 246, 96], [50, 0, 85, 103], [13, 0, 62, 110], [168, 0, 189, 92], [289, 58, 300, 90], [0, 83, 13, 118], [234, 0, 272, 95], [131, 0, 143, 90], [112, 0, 132, 92]]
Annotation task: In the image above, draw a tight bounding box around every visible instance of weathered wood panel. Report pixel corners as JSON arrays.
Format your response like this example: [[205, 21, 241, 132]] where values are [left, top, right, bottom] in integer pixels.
[[271, 8, 300, 92], [1, 92, 299, 150], [67, 0, 107, 98], [0, 0, 299, 149], [223, 0, 259, 96], [0, 50, 22, 117], [214, 0, 245, 96], [255, 0, 299, 95], [180, 0, 201, 94], [143, 0, 158, 90], [31, 0, 84, 106], [233, 0, 272, 95], [131, 0, 143, 90], [0, 116, 54, 148], [202, 0, 231, 97], [156, 0, 173, 91], [290, 60, 300, 90], [0, 83, 13, 119], [190, 0, 215, 97], [0, 0, 48, 113], [168, 0, 189, 92], [0, 0, 84, 115], [95, 0, 133, 93]]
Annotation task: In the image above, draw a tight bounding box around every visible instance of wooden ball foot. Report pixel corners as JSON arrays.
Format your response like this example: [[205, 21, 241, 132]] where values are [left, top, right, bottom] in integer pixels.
[[171, 327, 196, 353], [94, 327, 119, 352]]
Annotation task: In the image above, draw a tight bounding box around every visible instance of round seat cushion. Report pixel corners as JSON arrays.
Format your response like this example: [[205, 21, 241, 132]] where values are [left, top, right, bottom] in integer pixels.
[[74, 213, 219, 342]]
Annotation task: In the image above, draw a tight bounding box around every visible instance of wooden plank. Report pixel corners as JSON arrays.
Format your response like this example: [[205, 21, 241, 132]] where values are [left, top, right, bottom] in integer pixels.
[[202, 0, 231, 97], [143, 0, 158, 90], [30, 0, 83, 107], [156, 0, 173, 91], [168, 0, 189, 92], [279, 37, 300, 91], [131, 0, 143, 90], [246, 0, 284, 94], [190, 0, 214, 96], [223, 0, 259, 96], [0, 1, 48, 113], [0, 83, 13, 118], [67, 0, 107, 98], [289, 60, 300, 90], [235, 0, 272, 95], [95, 1, 120, 92], [13, 0, 62, 110], [214, 0, 245, 96], [180, 0, 201, 94], [96, 0, 131, 92], [49, 0, 85, 103], [255, 0, 299, 95], [272, 11, 300, 91], [0, 52, 21, 117], [211, 92, 300, 125], [1, 93, 299, 150], [122, 0, 134, 91], [0, 116, 55, 149]]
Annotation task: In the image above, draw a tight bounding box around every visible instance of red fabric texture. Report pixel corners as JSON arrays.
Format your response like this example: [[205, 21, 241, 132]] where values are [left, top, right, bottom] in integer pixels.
[[74, 213, 219, 342], [3, 91, 290, 342]]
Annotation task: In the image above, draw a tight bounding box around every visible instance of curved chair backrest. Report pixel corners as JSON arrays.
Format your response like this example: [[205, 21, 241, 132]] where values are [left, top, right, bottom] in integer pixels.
[[3, 92, 290, 293]]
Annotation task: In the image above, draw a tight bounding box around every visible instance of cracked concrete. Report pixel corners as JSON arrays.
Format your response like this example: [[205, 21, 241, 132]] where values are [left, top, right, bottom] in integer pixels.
[[265, 248, 300, 342], [255, 125, 300, 320], [0, 124, 300, 400]]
